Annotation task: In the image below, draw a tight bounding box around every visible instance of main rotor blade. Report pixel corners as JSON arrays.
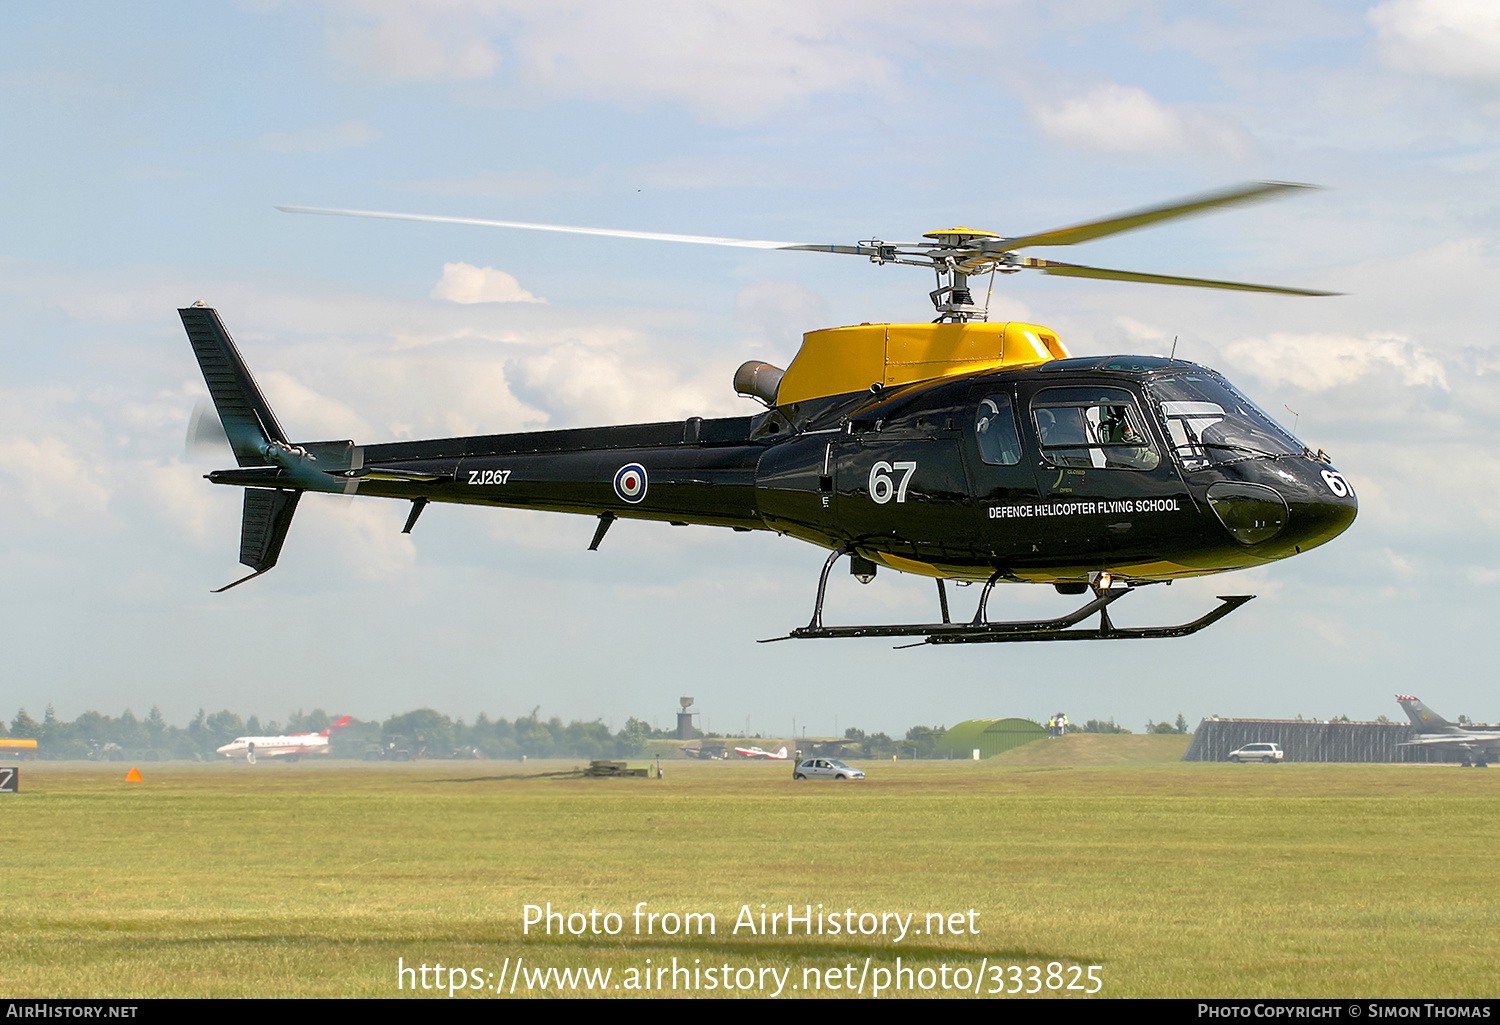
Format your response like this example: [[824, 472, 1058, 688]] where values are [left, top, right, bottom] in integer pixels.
[[999, 181, 1317, 250], [1019, 258, 1340, 296], [276, 205, 811, 250]]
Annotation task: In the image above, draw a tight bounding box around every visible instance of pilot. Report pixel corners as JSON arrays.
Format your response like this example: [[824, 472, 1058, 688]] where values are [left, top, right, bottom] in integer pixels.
[[1098, 405, 1157, 470], [1099, 406, 1144, 446]]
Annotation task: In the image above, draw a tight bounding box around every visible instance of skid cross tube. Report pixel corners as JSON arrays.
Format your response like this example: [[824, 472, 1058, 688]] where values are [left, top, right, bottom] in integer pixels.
[[798, 545, 858, 633], [759, 546, 1255, 644], [973, 570, 1005, 625], [774, 588, 1130, 642]]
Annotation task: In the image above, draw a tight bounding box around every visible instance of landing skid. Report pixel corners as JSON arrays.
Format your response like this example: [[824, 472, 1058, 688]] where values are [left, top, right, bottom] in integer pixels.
[[759, 547, 1253, 646]]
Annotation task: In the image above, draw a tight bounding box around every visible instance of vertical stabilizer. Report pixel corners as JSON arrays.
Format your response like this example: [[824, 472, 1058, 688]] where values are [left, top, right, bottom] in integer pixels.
[[179, 305, 287, 466], [181, 306, 306, 592], [1396, 695, 1453, 732]]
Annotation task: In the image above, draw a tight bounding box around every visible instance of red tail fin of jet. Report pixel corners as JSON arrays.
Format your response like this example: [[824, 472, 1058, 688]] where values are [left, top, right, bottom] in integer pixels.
[[319, 715, 354, 737]]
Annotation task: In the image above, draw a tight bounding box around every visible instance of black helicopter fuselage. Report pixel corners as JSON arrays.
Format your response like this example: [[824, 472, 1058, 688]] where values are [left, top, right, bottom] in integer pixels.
[[208, 351, 1356, 588], [219, 183, 1348, 639]]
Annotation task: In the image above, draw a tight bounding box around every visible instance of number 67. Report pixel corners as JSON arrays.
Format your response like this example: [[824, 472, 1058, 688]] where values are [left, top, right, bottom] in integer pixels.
[[868, 460, 917, 504]]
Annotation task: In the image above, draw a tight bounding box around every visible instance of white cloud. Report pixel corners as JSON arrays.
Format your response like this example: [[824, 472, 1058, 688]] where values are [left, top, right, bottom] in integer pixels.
[[300, 493, 418, 580], [518, 1, 901, 123], [145, 461, 233, 548], [1370, 0, 1500, 84], [430, 262, 545, 304], [328, 2, 499, 80], [324, 0, 905, 123], [257, 371, 376, 441], [511, 342, 741, 427], [371, 350, 547, 437], [1381, 547, 1418, 578], [1115, 316, 1173, 348], [0, 436, 111, 521], [1217, 332, 1449, 392], [403, 171, 560, 196], [259, 119, 382, 153], [734, 280, 827, 359], [1030, 82, 1252, 158]]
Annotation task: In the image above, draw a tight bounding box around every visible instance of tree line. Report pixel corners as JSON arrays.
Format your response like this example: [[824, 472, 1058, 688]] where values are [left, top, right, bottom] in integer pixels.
[[1, 705, 675, 761], [3, 706, 1182, 761], [2, 706, 957, 762]]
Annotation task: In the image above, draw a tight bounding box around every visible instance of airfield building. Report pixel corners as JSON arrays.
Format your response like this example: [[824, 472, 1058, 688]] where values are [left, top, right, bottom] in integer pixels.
[[1183, 718, 1448, 763], [936, 718, 1047, 759]]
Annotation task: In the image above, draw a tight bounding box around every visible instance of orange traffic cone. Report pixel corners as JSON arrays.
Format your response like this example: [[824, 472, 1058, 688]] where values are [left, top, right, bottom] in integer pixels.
[[124, 767, 143, 782]]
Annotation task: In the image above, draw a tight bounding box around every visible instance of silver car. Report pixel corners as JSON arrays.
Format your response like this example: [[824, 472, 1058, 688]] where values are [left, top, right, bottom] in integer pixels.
[[793, 758, 865, 780], [1228, 742, 1284, 763]]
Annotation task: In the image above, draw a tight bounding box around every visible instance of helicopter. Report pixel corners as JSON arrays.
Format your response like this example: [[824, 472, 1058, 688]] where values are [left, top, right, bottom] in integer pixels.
[[181, 181, 1356, 645]]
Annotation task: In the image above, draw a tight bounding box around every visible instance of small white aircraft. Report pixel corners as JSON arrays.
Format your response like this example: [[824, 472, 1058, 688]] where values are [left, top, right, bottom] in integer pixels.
[[733, 745, 789, 760], [1396, 696, 1500, 768], [217, 716, 353, 764]]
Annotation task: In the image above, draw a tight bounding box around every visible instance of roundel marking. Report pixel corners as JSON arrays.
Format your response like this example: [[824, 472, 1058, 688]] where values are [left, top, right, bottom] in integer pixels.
[[613, 463, 649, 504]]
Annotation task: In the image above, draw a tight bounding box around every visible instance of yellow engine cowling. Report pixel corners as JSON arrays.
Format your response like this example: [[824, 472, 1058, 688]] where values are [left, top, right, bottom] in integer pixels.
[[774, 321, 1070, 406]]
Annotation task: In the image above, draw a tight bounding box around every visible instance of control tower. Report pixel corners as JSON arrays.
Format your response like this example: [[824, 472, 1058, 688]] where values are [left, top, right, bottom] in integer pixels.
[[677, 697, 698, 740]]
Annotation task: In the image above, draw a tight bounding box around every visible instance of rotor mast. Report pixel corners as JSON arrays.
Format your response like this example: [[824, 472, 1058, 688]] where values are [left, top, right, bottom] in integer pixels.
[[923, 227, 1010, 323]]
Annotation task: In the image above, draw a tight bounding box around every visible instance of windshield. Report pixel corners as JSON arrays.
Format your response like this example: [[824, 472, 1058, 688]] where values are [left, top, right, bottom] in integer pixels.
[[1146, 370, 1303, 470]]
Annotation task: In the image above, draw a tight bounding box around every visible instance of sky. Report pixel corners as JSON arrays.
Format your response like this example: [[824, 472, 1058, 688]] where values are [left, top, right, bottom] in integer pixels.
[[1, 0, 1497, 737]]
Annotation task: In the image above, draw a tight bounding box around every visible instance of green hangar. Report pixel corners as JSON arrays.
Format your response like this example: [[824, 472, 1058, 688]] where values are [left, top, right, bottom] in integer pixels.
[[936, 718, 1046, 759]]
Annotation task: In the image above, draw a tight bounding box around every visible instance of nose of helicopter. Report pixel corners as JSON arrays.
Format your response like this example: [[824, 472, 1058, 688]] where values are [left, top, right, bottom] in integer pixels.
[[1280, 478, 1358, 553], [1204, 461, 1357, 558]]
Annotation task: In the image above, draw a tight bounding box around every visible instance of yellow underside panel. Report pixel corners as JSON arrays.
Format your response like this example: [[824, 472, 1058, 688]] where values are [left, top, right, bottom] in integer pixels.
[[872, 552, 968, 579], [776, 322, 1070, 406], [871, 552, 1225, 584], [1010, 561, 1222, 583]]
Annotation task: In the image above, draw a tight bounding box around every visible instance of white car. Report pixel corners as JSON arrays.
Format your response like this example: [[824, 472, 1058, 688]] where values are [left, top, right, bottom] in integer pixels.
[[793, 758, 865, 780], [1228, 743, 1284, 763]]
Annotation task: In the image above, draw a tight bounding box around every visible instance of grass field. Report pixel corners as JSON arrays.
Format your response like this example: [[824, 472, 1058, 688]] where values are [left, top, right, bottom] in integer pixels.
[[2, 751, 1498, 999]]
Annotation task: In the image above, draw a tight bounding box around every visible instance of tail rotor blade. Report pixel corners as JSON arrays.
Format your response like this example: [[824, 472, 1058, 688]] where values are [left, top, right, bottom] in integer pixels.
[[185, 399, 231, 459]]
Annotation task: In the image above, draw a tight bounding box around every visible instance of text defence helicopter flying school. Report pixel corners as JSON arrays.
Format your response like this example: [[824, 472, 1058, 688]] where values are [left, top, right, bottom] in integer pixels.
[[182, 182, 1356, 645]]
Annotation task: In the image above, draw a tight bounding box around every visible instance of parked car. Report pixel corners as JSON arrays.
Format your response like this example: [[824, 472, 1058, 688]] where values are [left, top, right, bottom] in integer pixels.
[[793, 758, 865, 780], [1228, 743, 1284, 763]]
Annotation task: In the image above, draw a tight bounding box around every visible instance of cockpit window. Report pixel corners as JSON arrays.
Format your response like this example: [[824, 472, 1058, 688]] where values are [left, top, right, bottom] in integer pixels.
[[1031, 387, 1160, 471], [1147, 372, 1303, 470], [975, 393, 1022, 466]]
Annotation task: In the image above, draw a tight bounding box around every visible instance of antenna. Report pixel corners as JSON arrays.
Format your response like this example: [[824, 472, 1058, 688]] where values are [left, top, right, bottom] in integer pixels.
[[1284, 404, 1299, 433], [1170, 335, 1178, 360]]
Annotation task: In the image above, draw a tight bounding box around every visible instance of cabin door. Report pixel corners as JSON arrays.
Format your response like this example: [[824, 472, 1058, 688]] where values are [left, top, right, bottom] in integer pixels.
[[831, 410, 976, 565]]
